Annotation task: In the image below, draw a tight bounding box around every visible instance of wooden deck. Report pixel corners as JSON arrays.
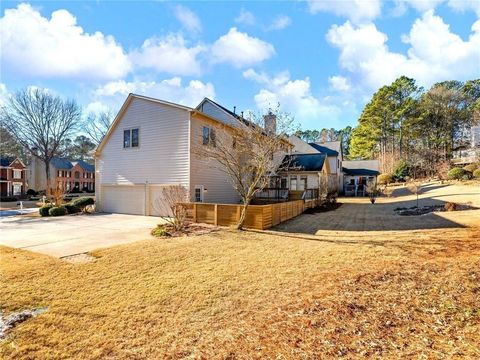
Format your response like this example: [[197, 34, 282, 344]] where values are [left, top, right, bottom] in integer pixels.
[[184, 198, 320, 230]]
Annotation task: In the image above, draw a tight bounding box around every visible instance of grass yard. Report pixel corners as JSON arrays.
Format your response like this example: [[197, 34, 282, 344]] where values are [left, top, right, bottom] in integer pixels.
[[1, 223, 480, 359]]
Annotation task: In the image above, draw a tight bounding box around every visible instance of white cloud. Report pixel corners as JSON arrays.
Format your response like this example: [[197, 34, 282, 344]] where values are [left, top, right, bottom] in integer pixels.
[[306, 0, 382, 23], [93, 78, 215, 108], [328, 76, 351, 91], [235, 8, 256, 26], [0, 3, 130, 80], [174, 5, 202, 33], [130, 34, 205, 76], [243, 69, 347, 127], [211, 27, 275, 68], [326, 11, 480, 90], [447, 0, 480, 16], [268, 15, 292, 31], [393, 0, 480, 16]]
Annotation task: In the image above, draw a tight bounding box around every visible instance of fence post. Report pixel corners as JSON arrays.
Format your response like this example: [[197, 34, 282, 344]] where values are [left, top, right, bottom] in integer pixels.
[[214, 204, 218, 225], [236, 205, 241, 221], [193, 203, 197, 222]]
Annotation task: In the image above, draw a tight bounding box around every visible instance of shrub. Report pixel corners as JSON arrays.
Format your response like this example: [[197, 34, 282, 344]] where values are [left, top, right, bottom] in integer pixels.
[[70, 196, 94, 210], [392, 160, 409, 182], [26, 189, 37, 196], [377, 173, 393, 185], [151, 224, 172, 237], [49, 206, 67, 216], [64, 203, 81, 214], [444, 202, 457, 211], [474, 169, 480, 179], [39, 204, 54, 217], [463, 164, 477, 173], [447, 167, 465, 180]]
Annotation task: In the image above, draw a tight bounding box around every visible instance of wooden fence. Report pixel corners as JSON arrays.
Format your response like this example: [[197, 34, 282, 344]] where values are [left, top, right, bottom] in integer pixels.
[[183, 198, 320, 230]]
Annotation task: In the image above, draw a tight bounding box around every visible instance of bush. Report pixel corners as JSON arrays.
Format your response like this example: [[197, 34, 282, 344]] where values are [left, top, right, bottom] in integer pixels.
[[473, 169, 480, 179], [447, 167, 465, 180], [49, 206, 67, 217], [151, 224, 172, 237], [64, 203, 81, 214], [392, 160, 409, 182], [377, 173, 393, 185], [39, 204, 54, 217], [26, 189, 37, 196], [463, 164, 477, 173], [70, 196, 94, 210]]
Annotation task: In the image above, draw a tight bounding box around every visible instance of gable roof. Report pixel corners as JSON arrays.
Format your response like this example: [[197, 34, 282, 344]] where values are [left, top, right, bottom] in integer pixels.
[[342, 160, 380, 176], [279, 153, 327, 172], [196, 97, 255, 128], [308, 142, 340, 156], [0, 157, 25, 168], [51, 158, 95, 172], [0, 157, 14, 167], [96, 93, 193, 155]]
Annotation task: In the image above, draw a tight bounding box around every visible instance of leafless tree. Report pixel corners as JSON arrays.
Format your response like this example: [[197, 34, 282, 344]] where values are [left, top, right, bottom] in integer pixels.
[[193, 107, 295, 230], [1, 88, 81, 194], [407, 181, 421, 208], [84, 110, 114, 145], [152, 185, 189, 232]]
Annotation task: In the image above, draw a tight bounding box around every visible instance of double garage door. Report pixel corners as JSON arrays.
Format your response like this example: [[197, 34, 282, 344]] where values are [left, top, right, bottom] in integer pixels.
[[100, 185, 176, 216]]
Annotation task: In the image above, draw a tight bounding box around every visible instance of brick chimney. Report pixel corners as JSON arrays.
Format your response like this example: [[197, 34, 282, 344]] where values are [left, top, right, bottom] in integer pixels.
[[264, 111, 276, 136]]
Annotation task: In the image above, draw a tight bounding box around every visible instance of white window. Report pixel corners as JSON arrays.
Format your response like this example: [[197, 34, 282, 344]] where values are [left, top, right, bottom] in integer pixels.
[[290, 176, 297, 190], [124, 128, 139, 148], [13, 170, 21, 179], [194, 185, 204, 202], [13, 183, 22, 195], [299, 176, 307, 191]]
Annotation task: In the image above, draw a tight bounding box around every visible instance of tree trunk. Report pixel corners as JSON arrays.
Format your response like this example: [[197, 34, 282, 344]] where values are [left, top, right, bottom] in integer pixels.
[[236, 199, 250, 230], [44, 159, 51, 196]]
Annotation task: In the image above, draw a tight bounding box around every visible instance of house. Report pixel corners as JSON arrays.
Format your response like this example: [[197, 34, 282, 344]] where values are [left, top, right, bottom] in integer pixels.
[[0, 157, 27, 197], [28, 157, 95, 193], [95, 94, 246, 216], [452, 125, 480, 165], [342, 160, 380, 197], [287, 136, 343, 193]]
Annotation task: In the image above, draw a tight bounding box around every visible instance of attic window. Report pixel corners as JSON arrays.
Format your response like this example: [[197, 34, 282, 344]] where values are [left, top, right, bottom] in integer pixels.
[[124, 128, 139, 148]]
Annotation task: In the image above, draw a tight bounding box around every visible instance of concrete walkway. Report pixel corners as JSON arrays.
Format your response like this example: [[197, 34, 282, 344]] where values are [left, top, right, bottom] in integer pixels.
[[274, 183, 480, 234], [0, 213, 162, 258]]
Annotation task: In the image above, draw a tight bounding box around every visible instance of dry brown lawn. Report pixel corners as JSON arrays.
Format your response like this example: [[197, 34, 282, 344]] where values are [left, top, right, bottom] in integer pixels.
[[1, 219, 480, 359]]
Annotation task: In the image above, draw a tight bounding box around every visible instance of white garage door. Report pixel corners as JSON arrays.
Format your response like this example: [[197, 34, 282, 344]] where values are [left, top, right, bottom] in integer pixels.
[[101, 185, 146, 215]]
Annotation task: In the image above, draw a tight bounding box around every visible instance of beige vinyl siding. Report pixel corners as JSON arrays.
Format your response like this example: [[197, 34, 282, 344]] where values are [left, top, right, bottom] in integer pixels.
[[189, 114, 241, 204], [96, 98, 190, 211]]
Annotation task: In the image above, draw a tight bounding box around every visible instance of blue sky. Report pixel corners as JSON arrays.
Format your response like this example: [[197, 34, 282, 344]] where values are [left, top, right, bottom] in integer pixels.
[[1, 1, 479, 130]]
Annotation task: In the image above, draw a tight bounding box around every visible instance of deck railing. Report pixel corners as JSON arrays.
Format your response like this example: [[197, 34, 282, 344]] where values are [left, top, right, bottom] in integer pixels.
[[254, 188, 289, 202]]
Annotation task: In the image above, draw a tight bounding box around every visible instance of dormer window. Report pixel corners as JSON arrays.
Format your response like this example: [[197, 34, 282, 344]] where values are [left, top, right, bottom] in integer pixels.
[[124, 128, 139, 148]]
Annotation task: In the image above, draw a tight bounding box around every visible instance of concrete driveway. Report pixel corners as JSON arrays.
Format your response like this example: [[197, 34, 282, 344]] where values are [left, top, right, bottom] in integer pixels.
[[0, 213, 162, 258]]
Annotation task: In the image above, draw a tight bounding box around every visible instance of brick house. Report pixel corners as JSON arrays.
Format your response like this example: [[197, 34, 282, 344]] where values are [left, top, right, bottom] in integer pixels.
[[28, 157, 95, 192], [0, 157, 27, 197]]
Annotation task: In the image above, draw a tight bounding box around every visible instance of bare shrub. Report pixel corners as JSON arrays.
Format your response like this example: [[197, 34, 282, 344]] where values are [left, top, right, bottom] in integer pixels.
[[444, 202, 457, 211], [382, 186, 394, 198], [152, 185, 189, 232], [366, 181, 378, 203], [51, 183, 65, 207], [407, 181, 421, 208]]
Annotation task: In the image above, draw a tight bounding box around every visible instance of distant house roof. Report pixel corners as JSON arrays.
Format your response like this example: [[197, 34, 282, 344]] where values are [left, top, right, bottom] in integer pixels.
[[308, 142, 340, 156], [279, 153, 327, 172], [342, 160, 380, 176], [51, 158, 95, 172], [0, 157, 14, 167]]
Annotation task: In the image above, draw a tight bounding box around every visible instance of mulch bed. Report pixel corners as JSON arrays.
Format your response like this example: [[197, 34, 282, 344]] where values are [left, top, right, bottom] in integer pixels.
[[304, 202, 342, 214]]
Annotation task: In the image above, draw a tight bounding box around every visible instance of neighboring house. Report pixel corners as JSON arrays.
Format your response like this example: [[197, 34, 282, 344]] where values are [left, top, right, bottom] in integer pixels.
[[452, 125, 480, 165], [28, 157, 95, 192], [287, 136, 343, 192], [0, 157, 27, 197], [342, 160, 380, 197], [275, 153, 330, 200], [95, 94, 244, 216]]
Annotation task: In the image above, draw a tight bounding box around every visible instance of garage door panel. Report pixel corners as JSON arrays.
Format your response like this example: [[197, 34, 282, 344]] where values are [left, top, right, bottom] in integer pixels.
[[101, 186, 145, 215]]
